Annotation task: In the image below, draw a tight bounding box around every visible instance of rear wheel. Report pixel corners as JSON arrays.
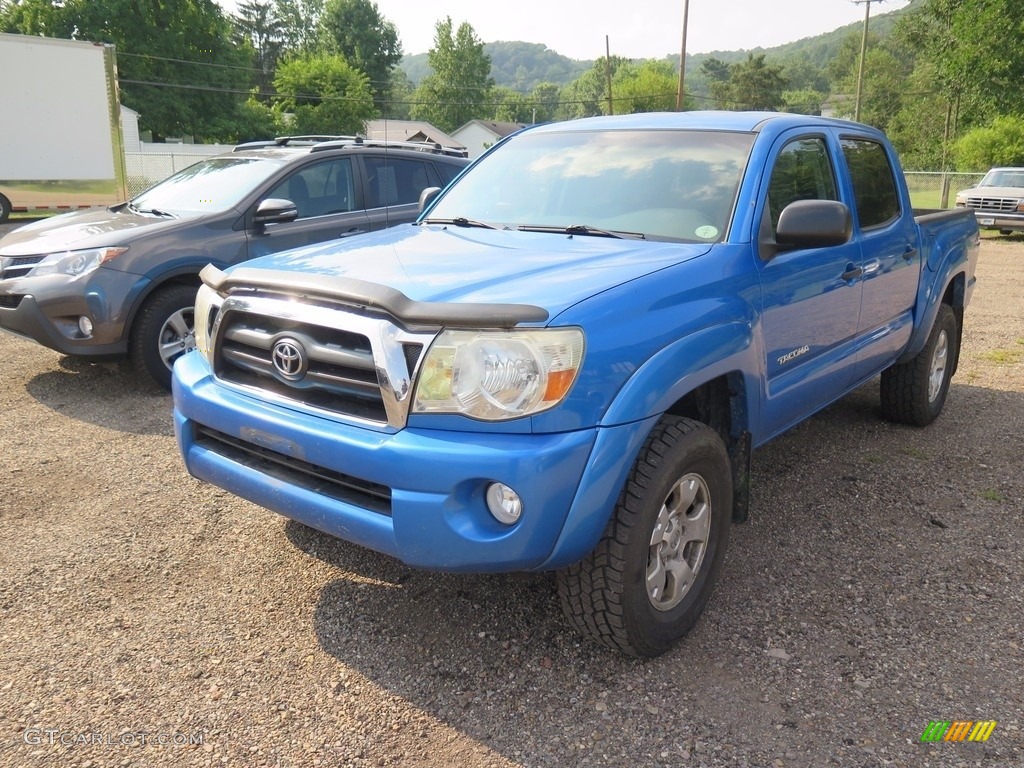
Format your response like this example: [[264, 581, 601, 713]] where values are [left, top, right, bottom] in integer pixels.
[[880, 303, 958, 426], [0, 194, 11, 223], [130, 285, 198, 390], [557, 416, 732, 657]]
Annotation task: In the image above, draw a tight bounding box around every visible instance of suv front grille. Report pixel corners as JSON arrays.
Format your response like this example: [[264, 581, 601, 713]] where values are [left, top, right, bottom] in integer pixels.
[[211, 295, 435, 429], [966, 196, 1021, 213], [1, 255, 44, 281]]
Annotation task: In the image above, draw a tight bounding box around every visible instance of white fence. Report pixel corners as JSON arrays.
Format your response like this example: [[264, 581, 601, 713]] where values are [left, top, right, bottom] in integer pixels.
[[124, 145, 233, 198]]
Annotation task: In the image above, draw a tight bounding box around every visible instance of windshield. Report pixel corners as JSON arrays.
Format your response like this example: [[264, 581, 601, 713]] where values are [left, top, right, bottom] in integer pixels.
[[131, 156, 286, 214], [426, 129, 755, 243], [981, 169, 1024, 189]]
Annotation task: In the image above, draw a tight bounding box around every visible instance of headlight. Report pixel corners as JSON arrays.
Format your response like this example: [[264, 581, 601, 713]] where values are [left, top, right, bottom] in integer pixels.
[[412, 328, 584, 420], [954, 194, 966, 207], [25, 246, 128, 278], [193, 284, 222, 362]]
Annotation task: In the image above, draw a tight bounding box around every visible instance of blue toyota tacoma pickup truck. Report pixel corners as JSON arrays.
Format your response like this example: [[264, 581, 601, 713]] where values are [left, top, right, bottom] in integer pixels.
[[173, 112, 979, 657]]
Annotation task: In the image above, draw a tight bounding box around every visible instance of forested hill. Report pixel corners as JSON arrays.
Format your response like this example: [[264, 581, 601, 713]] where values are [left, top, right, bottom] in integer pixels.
[[400, 1, 917, 88]]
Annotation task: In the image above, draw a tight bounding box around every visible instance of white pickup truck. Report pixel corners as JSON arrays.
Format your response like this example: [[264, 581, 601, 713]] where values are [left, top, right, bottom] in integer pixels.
[[956, 167, 1024, 234]]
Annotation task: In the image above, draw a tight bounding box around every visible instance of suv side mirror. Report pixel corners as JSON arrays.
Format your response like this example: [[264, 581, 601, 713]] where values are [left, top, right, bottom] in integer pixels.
[[776, 200, 852, 248], [254, 198, 299, 228], [418, 187, 442, 214]]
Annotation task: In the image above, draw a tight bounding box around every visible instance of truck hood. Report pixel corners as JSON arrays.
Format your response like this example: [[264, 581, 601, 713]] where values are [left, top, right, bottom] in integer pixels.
[[0, 207, 202, 256], [960, 185, 1024, 199], [233, 224, 713, 320]]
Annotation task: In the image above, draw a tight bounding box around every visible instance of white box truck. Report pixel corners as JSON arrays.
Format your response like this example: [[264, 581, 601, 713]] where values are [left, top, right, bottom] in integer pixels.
[[0, 33, 127, 221]]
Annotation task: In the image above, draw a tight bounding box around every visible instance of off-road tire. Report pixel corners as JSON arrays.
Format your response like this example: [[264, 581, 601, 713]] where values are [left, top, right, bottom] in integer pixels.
[[556, 416, 732, 657], [130, 285, 198, 390], [880, 303, 958, 426]]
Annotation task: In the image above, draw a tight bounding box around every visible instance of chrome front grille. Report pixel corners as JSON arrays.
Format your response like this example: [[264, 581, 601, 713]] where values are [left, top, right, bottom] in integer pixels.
[[211, 294, 436, 429], [966, 196, 1021, 212], [0, 255, 44, 281]]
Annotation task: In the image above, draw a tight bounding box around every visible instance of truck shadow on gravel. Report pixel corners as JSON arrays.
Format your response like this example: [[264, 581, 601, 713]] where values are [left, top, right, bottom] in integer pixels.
[[24, 355, 174, 436], [293, 380, 1024, 766]]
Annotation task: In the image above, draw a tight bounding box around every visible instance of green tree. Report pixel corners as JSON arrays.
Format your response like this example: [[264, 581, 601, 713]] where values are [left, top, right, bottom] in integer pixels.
[[782, 89, 824, 116], [554, 56, 627, 119], [717, 53, 787, 111], [318, 0, 401, 103], [490, 86, 531, 123], [953, 116, 1024, 170], [410, 17, 493, 132], [272, 52, 376, 135], [379, 67, 414, 120], [529, 82, 561, 123], [699, 56, 732, 109], [611, 60, 676, 114], [232, 0, 284, 97], [273, 0, 323, 54], [2, 0, 252, 142]]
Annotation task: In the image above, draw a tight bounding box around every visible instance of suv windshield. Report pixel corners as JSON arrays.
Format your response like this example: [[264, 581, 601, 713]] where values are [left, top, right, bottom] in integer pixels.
[[131, 156, 286, 215], [427, 129, 754, 243]]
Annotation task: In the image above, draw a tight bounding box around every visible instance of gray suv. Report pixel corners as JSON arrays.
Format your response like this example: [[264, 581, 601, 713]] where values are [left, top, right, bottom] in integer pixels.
[[0, 136, 469, 387]]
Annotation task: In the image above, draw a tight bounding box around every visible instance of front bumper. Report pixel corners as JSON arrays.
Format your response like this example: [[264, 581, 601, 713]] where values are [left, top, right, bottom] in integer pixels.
[[0, 268, 140, 357], [970, 210, 1024, 232], [173, 352, 653, 572]]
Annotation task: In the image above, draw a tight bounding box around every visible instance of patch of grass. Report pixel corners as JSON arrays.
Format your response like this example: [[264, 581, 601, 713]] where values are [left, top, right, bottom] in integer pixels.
[[982, 347, 1023, 364], [981, 489, 1003, 502], [864, 454, 883, 464]]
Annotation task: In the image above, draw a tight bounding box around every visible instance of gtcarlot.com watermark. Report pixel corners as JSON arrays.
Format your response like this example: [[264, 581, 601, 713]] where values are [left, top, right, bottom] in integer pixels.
[[23, 728, 205, 747]]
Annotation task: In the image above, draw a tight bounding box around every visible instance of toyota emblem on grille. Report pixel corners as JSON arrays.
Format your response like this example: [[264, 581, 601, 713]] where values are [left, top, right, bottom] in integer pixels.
[[271, 337, 308, 381]]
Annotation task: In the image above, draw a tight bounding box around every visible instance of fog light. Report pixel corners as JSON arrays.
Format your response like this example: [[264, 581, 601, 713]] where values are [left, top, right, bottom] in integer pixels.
[[78, 316, 93, 336], [486, 483, 522, 525]]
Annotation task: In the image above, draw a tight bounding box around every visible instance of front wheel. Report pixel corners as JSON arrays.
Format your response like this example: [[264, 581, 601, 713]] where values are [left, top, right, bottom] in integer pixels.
[[130, 285, 198, 390], [880, 303, 958, 426], [557, 416, 732, 657], [0, 194, 11, 223]]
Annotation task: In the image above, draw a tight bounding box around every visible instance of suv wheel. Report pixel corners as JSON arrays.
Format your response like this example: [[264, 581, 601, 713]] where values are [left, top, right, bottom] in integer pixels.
[[130, 285, 198, 389]]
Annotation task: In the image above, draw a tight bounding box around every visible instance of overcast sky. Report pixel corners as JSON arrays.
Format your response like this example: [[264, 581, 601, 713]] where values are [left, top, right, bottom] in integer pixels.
[[217, 0, 912, 61]]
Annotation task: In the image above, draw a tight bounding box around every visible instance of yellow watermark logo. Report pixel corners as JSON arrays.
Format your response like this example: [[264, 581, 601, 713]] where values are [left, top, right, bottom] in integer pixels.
[[921, 721, 997, 742]]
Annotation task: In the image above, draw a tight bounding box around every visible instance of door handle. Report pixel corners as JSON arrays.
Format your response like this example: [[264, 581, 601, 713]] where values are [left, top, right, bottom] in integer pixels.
[[903, 246, 917, 261], [841, 266, 863, 281]]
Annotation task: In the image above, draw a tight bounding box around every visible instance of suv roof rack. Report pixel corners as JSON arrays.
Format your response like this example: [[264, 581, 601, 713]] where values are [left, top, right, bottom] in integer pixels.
[[233, 135, 469, 158], [233, 135, 362, 152], [309, 137, 469, 158]]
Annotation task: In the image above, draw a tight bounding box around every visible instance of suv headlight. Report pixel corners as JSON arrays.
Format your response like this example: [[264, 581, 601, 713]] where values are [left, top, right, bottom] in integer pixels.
[[25, 246, 128, 278], [193, 284, 222, 362], [412, 328, 584, 420]]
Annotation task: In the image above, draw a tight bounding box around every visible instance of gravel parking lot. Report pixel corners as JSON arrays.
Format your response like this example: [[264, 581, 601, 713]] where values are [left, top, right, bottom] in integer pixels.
[[1, 226, 1021, 768]]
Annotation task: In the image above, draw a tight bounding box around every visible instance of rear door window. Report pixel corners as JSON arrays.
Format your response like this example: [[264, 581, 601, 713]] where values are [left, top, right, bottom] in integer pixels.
[[841, 139, 901, 229]]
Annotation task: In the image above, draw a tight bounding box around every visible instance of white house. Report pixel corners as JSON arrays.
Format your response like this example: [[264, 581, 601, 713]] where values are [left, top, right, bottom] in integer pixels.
[[452, 120, 528, 159]]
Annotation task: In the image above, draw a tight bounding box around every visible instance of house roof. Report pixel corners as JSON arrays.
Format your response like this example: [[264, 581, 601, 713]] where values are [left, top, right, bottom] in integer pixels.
[[454, 120, 528, 139], [362, 119, 464, 150]]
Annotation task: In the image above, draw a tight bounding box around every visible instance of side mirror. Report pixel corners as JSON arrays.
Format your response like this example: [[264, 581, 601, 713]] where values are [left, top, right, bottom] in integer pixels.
[[418, 186, 442, 214], [254, 198, 298, 228], [775, 200, 852, 248]]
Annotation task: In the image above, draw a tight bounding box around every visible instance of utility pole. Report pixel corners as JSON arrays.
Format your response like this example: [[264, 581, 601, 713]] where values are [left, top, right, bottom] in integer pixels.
[[675, 0, 691, 111], [605, 36, 614, 115], [853, 0, 885, 122]]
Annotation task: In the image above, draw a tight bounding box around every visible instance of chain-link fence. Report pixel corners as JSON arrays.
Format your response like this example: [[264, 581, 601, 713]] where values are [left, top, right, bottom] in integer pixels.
[[124, 147, 232, 198], [122, 152, 988, 212], [904, 171, 986, 209]]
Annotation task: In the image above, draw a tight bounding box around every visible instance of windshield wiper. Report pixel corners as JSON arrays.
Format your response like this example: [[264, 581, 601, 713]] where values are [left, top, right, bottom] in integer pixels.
[[422, 216, 497, 230], [128, 202, 175, 218], [517, 223, 645, 240]]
